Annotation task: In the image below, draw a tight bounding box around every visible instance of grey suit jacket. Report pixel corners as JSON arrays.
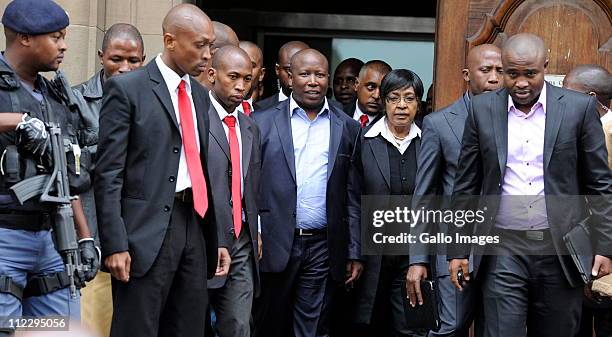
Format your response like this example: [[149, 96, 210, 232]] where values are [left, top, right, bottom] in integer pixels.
[[410, 94, 470, 276], [206, 103, 262, 293], [449, 83, 612, 284]]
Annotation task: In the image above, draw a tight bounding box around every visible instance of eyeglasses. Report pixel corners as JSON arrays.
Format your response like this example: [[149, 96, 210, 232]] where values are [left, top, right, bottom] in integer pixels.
[[385, 95, 417, 105]]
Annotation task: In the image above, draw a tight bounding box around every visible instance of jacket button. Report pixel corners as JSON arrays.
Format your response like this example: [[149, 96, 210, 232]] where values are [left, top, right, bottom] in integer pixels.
[[169, 176, 176, 182], [163, 205, 170, 212], [173, 147, 179, 154], [292, 211, 296, 218]]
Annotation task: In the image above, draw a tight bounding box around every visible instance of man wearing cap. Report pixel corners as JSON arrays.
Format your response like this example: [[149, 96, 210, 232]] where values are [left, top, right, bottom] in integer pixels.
[[0, 0, 100, 335]]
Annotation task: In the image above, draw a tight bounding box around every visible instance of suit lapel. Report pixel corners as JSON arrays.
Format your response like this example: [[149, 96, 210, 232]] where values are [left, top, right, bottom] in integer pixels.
[[208, 103, 230, 160], [445, 95, 470, 144], [273, 101, 297, 182], [148, 62, 179, 130], [368, 137, 391, 188], [327, 108, 343, 181], [493, 89, 509, 176], [238, 114, 254, 178], [544, 84, 565, 169]]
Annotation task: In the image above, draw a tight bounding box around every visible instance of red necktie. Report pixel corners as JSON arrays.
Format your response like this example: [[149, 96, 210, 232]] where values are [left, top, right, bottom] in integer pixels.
[[241, 101, 252, 116], [177, 80, 208, 218], [223, 115, 242, 238], [359, 114, 369, 128]]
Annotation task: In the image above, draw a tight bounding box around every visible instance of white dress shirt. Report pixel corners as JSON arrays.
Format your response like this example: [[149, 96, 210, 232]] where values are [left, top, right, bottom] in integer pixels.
[[236, 97, 253, 115], [279, 90, 288, 102], [352, 102, 376, 126], [155, 55, 200, 192]]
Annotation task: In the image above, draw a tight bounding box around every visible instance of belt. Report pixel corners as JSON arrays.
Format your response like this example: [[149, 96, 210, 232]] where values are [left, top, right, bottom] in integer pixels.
[[295, 228, 326, 236], [500, 228, 550, 241], [0, 213, 51, 231], [175, 188, 193, 203]]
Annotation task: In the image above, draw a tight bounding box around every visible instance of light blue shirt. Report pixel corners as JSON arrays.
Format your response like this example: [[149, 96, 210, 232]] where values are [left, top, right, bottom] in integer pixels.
[[290, 94, 330, 230]]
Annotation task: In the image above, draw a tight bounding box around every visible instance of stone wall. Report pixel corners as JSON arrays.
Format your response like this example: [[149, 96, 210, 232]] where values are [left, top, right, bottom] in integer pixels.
[[0, 0, 190, 85]]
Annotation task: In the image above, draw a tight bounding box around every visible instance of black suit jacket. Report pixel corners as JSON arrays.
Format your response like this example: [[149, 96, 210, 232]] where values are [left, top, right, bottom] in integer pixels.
[[253, 93, 280, 111], [95, 61, 218, 278], [252, 99, 362, 282], [206, 103, 262, 292], [450, 83, 612, 282]]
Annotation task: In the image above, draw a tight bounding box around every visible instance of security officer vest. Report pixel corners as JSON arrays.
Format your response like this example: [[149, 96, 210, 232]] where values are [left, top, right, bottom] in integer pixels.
[[0, 55, 79, 216]]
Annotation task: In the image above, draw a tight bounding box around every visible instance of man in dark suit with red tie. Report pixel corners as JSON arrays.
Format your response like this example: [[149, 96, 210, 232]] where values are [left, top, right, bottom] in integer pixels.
[[205, 45, 262, 337], [95, 4, 228, 337]]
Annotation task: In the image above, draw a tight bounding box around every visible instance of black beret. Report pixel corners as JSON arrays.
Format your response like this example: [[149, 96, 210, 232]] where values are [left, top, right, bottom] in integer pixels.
[[2, 0, 69, 35]]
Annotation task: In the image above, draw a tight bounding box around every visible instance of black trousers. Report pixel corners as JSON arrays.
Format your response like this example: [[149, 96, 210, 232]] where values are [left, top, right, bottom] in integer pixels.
[[480, 229, 583, 337], [110, 199, 208, 337]]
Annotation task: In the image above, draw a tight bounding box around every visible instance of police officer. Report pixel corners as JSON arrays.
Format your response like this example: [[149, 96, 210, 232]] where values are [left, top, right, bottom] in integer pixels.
[[0, 0, 99, 335]]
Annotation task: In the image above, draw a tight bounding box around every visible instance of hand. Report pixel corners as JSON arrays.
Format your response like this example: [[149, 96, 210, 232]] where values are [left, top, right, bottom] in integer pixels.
[[449, 258, 470, 291], [15, 114, 49, 159], [216, 247, 231, 276], [406, 265, 428, 307], [257, 233, 263, 261], [592, 255, 612, 278], [105, 251, 131, 282], [345, 260, 364, 286], [78, 238, 100, 282]]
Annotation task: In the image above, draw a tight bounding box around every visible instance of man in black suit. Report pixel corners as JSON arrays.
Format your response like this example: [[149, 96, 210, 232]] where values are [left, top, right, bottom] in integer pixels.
[[345, 60, 392, 128], [407, 44, 503, 337], [205, 45, 261, 337], [95, 4, 228, 337], [448, 33, 612, 337], [252, 49, 363, 337], [253, 40, 309, 111]]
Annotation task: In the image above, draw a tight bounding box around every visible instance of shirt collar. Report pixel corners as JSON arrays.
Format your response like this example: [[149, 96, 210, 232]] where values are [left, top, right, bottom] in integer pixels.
[[364, 116, 421, 141], [289, 93, 330, 117], [156, 54, 191, 94], [237, 97, 253, 114], [279, 89, 288, 101], [508, 82, 547, 117], [601, 109, 612, 124], [209, 90, 240, 122]]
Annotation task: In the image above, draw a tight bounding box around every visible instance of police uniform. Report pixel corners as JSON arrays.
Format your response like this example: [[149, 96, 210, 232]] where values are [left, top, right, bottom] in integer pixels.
[[0, 1, 88, 334]]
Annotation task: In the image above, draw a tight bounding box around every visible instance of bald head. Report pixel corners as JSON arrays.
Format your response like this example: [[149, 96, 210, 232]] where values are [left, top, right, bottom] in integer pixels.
[[501, 33, 548, 110], [463, 44, 503, 95], [358, 60, 392, 80], [502, 33, 547, 65], [276, 41, 310, 96], [212, 21, 239, 50], [278, 41, 310, 63], [564, 64, 612, 115], [162, 4, 211, 36], [239, 41, 263, 65], [161, 4, 214, 77], [209, 45, 253, 111], [211, 45, 251, 69], [290, 49, 328, 72]]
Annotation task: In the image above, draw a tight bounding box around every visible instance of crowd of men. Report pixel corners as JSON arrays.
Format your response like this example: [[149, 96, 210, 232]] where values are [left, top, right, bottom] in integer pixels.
[[0, 1, 611, 337]]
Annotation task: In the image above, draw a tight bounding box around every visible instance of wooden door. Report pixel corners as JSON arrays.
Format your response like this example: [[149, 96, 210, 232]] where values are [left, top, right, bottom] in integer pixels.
[[433, 0, 612, 110]]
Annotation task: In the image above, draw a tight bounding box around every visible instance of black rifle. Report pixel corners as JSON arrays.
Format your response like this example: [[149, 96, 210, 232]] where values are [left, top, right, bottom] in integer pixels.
[[9, 72, 89, 299]]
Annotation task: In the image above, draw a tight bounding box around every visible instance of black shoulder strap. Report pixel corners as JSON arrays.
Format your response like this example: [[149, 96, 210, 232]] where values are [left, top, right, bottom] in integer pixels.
[[0, 61, 22, 113]]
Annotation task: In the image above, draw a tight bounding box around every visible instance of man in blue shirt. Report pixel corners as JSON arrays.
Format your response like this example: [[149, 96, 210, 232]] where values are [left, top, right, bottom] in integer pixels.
[[252, 48, 363, 337]]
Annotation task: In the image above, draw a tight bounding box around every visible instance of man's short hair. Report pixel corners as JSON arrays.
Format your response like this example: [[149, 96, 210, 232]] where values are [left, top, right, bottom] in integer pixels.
[[101, 23, 144, 53]]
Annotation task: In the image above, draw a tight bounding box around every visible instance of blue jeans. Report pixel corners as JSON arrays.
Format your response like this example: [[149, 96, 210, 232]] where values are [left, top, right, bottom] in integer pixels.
[[0, 228, 80, 331]]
